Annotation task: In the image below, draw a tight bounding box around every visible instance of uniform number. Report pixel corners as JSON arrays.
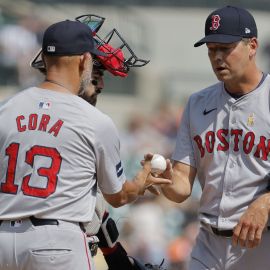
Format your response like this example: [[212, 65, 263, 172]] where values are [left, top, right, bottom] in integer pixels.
[[1, 143, 62, 198]]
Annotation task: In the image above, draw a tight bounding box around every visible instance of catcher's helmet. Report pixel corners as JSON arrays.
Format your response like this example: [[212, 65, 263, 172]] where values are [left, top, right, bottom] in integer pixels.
[[76, 14, 149, 77], [93, 28, 149, 77], [31, 14, 149, 77]]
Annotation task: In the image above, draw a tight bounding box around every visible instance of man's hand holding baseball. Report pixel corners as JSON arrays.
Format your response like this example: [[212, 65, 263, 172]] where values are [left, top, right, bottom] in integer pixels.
[[140, 153, 173, 195]]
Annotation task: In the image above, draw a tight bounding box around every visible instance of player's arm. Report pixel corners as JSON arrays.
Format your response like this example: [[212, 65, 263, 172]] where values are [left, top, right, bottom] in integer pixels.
[[103, 160, 172, 208], [160, 161, 197, 203]]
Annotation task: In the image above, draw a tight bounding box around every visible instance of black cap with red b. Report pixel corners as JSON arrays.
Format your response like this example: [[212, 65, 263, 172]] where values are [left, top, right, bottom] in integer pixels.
[[194, 6, 257, 47]]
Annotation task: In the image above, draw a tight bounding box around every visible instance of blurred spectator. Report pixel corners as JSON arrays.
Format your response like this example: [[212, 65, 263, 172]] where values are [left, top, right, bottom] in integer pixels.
[[120, 102, 182, 179], [149, 102, 182, 142], [0, 16, 43, 87], [120, 111, 173, 179]]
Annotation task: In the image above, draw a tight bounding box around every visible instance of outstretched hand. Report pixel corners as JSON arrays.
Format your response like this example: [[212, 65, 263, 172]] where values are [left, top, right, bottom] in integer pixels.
[[140, 153, 173, 195]]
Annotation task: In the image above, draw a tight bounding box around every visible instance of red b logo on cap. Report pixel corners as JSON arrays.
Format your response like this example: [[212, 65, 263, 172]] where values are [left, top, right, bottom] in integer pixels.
[[210, 15, 221, 31]]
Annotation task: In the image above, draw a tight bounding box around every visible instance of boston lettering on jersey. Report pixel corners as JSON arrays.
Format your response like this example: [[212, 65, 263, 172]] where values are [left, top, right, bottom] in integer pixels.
[[194, 128, 270, 161], [16, 113, 64, 137]]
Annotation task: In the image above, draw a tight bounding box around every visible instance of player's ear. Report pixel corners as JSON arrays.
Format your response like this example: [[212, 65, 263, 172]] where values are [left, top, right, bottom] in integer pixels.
[[249, 38, 258, 58], [79, 52, 92, 72]]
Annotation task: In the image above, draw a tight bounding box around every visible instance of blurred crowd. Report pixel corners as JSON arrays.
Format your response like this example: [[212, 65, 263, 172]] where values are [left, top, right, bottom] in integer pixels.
[[0, 14, 202, 270], [0, 15, 46, 87]]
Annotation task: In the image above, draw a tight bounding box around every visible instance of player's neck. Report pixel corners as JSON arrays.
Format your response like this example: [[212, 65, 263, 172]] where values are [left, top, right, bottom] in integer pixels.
[[44, 79, 72, 92], [39, 79, 73, 94], [39, 72, 81, 95], [224, 69, 263, 96]]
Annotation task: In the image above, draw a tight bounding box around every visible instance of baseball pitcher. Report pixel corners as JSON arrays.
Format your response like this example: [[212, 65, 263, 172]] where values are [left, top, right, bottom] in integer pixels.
[[162, 6, 270, 270]]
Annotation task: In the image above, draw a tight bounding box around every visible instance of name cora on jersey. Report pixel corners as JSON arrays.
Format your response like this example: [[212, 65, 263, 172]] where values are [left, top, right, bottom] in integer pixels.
[[16, 113, 63, 137], [194, 128, 270, 161]]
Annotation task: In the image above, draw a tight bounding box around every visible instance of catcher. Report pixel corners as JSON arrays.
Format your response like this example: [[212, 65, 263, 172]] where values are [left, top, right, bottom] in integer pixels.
[[31, 14, 166, 270]]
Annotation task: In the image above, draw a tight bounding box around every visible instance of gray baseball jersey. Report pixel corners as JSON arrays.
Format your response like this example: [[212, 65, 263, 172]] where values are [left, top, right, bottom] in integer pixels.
[[172, 74, 270, 230], [0, 87, 126, 222]]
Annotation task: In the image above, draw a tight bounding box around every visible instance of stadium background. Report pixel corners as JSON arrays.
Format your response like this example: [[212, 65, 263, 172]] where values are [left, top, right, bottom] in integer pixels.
[[0, 0, 270, 269]]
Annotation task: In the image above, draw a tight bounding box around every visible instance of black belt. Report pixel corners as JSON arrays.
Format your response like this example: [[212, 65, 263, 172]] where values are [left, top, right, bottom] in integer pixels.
[[0, 216, 85, 232], [211, 226, 270, 237], [0, 216, 59, 226], [29, 216, 59, 226], [211, 227, 233, 237]]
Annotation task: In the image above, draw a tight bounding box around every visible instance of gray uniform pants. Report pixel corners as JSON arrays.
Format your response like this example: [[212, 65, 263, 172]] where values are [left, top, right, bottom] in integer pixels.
[[0, 219, 95, 270], [188, 223, 270, 270]]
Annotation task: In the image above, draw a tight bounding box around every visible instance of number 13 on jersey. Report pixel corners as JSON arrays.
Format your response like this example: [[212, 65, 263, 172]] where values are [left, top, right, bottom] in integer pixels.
[[1, 143, 62, 198]]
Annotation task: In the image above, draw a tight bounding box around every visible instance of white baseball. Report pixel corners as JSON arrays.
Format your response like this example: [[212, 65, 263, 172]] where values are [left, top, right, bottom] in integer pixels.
[[150, 154, 167, 174]]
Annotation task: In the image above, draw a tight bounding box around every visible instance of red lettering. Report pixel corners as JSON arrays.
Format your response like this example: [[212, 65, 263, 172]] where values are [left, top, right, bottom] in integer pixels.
[[15, 114, 63, 137], [217, 129, 229, 151], [194, 135, 205, 158], [28, 114, 38, 130], [192, 129, 270, 161], [16, 115, 26, 132], [254, 136, 270, 161], [205, 131, 215, 153], [2, 143, 61, 198], [243, 132, 255, 154], [38, 114, 51, 132], [231, 129, 243, 152], [21, 145, 61, 198], [48, 120, 64, 137], [1, 143, 19, 194], [210, 15, 221, 30]]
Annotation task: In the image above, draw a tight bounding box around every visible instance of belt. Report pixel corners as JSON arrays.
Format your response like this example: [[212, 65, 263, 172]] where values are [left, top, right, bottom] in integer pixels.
[[29, 216, 59, 226], [0, 216, 86, 232], [210, 226, 270, 237], [0, 216, 59, 226], [211, 227, 233, 237]]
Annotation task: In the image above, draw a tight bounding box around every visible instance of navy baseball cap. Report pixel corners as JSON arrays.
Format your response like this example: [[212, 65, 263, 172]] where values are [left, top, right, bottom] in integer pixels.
[[42, 20, 106, 56], [194, 6, 257, 47]]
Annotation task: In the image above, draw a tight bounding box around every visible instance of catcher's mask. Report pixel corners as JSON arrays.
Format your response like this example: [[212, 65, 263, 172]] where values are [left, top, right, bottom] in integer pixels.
[[30, 49, 46, 75], [30, 14, 149, 77], [74, 14, 105, 36], [76, 14, 149, 77]]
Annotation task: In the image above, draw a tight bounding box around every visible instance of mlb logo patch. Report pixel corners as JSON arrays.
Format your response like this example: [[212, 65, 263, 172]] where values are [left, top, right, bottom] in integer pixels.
[[47, 46, 55, 52], [245, 28, 251, 34], [39, 101, 51, 110]]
